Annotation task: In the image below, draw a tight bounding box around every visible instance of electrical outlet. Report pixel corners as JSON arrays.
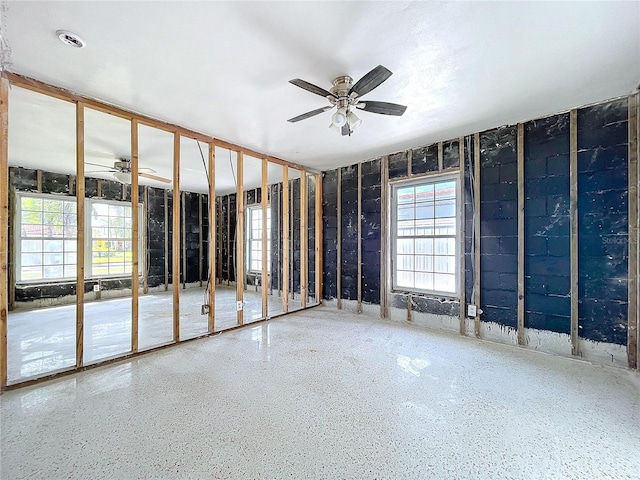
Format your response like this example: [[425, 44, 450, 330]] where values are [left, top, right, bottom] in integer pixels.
[[467, 304, 477, 317], [236, 301, 243, 311], [201, 304, 210, 315], [93, 284, 100, 292]]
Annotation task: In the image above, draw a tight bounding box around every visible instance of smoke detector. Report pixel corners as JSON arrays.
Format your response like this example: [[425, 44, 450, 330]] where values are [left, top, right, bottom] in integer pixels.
[[56, 30, 86, 49]]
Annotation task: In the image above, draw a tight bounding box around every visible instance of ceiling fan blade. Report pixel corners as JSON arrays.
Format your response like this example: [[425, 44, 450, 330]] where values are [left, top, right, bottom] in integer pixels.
[[85, 161, 113, 169], [289, 78, 336, 99], [355, 101, 407, 116], [86, 170, 116, 174], [341, 124, 350, 136], [349, 65, 392, 98], [138, 167, 156, 174], [287, 106, 334, 123], [139, 172, 171, 184]]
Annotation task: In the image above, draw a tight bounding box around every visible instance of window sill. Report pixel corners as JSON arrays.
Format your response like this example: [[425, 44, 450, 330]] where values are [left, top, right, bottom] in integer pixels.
[[391, 289, 460, 302]]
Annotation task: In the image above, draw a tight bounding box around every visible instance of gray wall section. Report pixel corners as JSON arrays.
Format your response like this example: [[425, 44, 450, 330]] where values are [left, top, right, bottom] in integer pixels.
[[10, 167, 207, 303], [321, 95, 632, 345]]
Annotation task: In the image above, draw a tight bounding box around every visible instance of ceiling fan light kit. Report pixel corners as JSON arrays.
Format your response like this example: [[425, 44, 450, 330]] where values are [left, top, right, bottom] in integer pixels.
[[287, 65, 407, 136]]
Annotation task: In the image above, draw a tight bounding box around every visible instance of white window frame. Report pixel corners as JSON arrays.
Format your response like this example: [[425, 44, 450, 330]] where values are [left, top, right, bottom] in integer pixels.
[[15, 192, 145, 284], [390, 173, 460, 297], [246, 204, 271, 275]]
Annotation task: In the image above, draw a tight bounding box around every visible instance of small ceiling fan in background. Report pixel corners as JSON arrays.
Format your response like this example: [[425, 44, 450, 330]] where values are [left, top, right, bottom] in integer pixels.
[[287, 65, 407, 136], [85, 159, 171, 185]]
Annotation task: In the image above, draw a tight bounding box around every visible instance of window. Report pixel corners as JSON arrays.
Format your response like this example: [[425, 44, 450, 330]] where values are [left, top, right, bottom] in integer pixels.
[[247, 205, 271, 273], [18, 195, 77, 281], [16, 193, 143, 282], [392, 176, 458, 295]]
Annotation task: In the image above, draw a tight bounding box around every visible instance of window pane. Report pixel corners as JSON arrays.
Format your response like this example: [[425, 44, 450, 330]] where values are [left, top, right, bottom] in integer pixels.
[[397, 205, 414, 220], [21, 253, 42, 267], [435, 181, 455, 200], [434, 273, 456, 293], [21, 267, 42, 280], [415, 272, 434, 291], [43, 265, 63, 278], [43, 253, 63, 265], [65, 240, 77, 252], [21, 197, 42, 211], [434, 255, 455, 273], [415, 203, 434, 220], [43, 240, 63, 252], [21, 240, 42, 252], [415, 238, 433, 255], [435, 199, 455, 218], [397, 238, 414, 254], [434, 237, 456, 255], [415, 184, 434, 202], [43, 199, 63, 213], [397, 270, 413, 288], [397, 255, 414, 270], [415, 255, 433, 272], [397, 220, 414, 236], [21, 211, 42, 225], [397, 187, 414, 204]]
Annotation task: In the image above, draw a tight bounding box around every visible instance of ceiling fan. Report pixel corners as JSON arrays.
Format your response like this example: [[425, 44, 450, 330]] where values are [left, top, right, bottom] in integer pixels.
[[287, 65, 407, 136], [85, 159, 171, 185]]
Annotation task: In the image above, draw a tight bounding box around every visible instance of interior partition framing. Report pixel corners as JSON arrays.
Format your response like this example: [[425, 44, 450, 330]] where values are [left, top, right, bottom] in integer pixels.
[[1, 74, 324, 391]]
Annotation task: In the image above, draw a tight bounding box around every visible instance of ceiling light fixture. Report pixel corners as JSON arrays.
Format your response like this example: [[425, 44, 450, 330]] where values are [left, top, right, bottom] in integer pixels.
[[331, 108, 347, 127], [56, 30, 86, 48], [113, 171, 132, 184]]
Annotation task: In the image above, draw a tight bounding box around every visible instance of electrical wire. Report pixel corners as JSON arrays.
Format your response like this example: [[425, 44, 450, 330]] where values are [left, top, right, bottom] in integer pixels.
[[196, 140, 212, 307], [466, 134, 476, 305]]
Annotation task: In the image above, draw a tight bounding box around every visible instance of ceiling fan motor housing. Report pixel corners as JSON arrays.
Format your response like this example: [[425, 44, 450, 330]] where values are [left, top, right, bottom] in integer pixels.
[[114, 159, 131, 172], [330, 76, 354, 100]]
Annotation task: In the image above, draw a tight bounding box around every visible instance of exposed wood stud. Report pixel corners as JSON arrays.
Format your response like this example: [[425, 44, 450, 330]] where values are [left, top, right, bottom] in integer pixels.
[[163, 189, 168, 291], [131, 119, 139, 354], [261, 158, 268, 318], [142, 186, 149, 294], [36, 169, 42, 192], [122, 182, 126, 201], [570, 109, 579, 356], [473, 133, 481, 338], [236, 152, 244, 325], [289, 179, 294, 300], [217, 197, 222, 283], [208, 143, 216, 333], [337, 168, 342, 309], [282, 167, 290, 312], [75, 102, 86, 367], [407, 148, 413, 177], [276, 185, 281, 297], [68, 174, 74, 197], [438, 142, 444, 171], [172, 132, 180, 342], [300, 172, 308, 309], [628, 94, 638, 369], [458, 138, 466, 335], [198, 193, 203, 288], [357, 162, 362, 314], [637, 93, 640, 371], [8, 170, 15, 312], [380, 155, 389, 318], [407, 294, 412, 322], [517, 124, 525, 346], [182, 191, 186, 290], [97, 179, 102, 198], [226, 195, 230, 286], [0, 76, 9, 387], [315, 173, 323, 304]]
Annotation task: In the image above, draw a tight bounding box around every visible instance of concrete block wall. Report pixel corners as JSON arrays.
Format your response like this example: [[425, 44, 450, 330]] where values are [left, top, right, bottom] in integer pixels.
[[321, 94, 637, 367]]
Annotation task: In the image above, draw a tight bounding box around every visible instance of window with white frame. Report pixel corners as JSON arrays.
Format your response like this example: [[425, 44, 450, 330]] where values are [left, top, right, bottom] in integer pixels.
[[247, 205, 271, 273], [392, 175, 458, 295], [16, 193, 143, 282]]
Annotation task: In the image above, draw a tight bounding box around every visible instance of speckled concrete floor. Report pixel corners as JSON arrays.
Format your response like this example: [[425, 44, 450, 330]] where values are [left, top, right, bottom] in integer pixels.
[[2, 307, 639, 479], [7, 286, 303, 383]]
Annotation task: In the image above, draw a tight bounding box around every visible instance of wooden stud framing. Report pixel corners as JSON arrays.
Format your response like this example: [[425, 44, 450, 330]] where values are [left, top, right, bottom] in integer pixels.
[[236, 152, 244, 325], [517, 123, 525, 346], [380, 155, 389, 318], [300, 172, 308, 308], [458, 139, 466, 335], [407, 149, 413, 177], [315, 173, 322, 304], [337, 168, 342, 309], [282, 166, 290, 312], [198, 194, 203, 287], [172, 132, 181, 342], [628, 94, 639, 369], [163, 189, 168, 291], [143, 186, 149, 294], [569, 109, 579, 356], [226, 195, 231, 286], [8, 169, 14, 312], [75, 102, 85, 367], [97, 179, 102, 198], [438, 142, 444, 171], [1, 75, 9, 387], [208, 143, 216, 333], [36, 169, 42, 192], [261, 158, 268, 318], [217, 197, 222, 283], [473, 133, 481, 337], [289, 180, 294, 300], [131, 119, 139, 354], [357, 163, 363, 313], [182, 191, 186, 290]]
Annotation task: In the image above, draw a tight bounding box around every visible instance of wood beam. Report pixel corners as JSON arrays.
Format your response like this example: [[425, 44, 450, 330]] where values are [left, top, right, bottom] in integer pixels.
[[628, 94, 638, 369], [570, 109, 579, 356], [131, 119, 139, 354], [262, 158, 268, 317], [438, 142, 444, 171], [459, 138, 466, 334], [208, 143, 216, 333], [172, 132, 180, 342], [473, 133, 481, 337], [517, 124, 525, 346], [236, 152, 244, 325], [76, 102, 85, 367], [282, 167, 289, 312], [0, 76, 9, 387], [300, 172, 308, 308], [315, 173, 322, 304]]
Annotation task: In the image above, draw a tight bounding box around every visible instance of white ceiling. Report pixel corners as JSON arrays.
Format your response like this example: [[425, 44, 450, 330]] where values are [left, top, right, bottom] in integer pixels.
[[3, 1, 639, 194]]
